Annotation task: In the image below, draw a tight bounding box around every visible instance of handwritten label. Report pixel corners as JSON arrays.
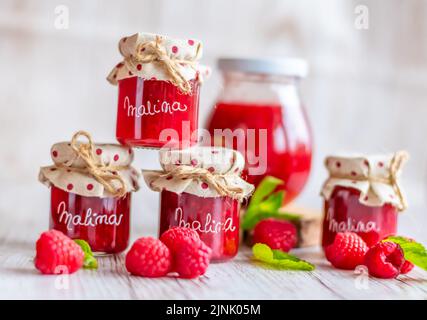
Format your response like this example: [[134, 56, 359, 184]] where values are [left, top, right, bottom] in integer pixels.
[[326, 208, 379, 233], [124, 96, 188, 118], [57, 201, 124, 231], [174, 207, 236, 234]]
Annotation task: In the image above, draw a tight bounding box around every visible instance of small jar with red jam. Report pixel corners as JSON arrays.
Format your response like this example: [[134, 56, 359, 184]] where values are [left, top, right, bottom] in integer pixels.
[[205, 57, 312, 205], [107, 33, 209, 149], [39, 131, 141, 254], [143, 147, 254, 261], [321, 152, 408, 248]]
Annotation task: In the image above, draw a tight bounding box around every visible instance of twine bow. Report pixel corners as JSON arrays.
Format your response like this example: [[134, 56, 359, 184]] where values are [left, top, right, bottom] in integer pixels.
[[331, 151, 409, 211], [159, 166, 246, 199], [123, 35, 202, 94], [65, 131, 127, 198]]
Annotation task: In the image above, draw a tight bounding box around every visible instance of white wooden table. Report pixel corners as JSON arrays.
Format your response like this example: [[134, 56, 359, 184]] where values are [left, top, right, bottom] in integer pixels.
[[0, 184, 426, 300], [1, 214, 426, 300]]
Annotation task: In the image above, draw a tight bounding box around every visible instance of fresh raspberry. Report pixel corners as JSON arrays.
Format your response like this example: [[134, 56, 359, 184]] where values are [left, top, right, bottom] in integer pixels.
[[160, 227, 200, 252], [253, 218, 297, 252], [400, 260, 414, 274], [359, 230, 381, 248], [325, 232, 369, 270], [174, 238, 212, 279], [364, 241, 405, 278], [125, 237, 172, 277], [35, 230, 84, 275]]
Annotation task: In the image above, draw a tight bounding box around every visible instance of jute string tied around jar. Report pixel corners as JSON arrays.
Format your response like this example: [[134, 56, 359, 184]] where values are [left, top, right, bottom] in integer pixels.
[[123, 35, 202, 94], [328, 151, 409, 211], [159, 165, 245, 199], [61, 131, 128, 198]]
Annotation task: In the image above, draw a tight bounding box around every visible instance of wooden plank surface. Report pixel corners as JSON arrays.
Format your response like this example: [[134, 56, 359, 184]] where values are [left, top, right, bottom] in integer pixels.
[[1, 206, 426, 300]]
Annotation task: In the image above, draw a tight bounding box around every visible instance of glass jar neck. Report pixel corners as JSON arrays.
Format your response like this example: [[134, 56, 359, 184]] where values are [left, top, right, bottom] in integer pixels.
[[222, 71, 300, 87], [218, 71, 301, 106]]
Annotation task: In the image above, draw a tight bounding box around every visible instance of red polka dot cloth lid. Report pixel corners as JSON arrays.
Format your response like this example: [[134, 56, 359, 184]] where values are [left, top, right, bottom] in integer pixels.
[[39, 140, 141, 198], [142, 147, 254, 201], [321, 151, 409, 211], [107, 32, 210, 88]]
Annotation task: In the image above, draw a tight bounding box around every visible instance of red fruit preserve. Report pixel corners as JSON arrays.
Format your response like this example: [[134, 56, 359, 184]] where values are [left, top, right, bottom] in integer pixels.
[[321, 152, 408, 248], [322, 186, 397, 248], [107, 33, 206, 149], [143, 146, 254, 262], [39, 131, 141, 254], [50, 186, 131, 254], [159, 190, 240, 261], [116, 77, 200, 148], [207, 102, 312, 204], [206, 58, 312, 204]]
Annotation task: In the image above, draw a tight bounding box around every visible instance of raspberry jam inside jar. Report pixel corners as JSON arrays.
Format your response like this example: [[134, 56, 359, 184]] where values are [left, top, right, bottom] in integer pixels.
[[206, 58, 312, 205], [108, 33, 206, 149], [159, 190, 240, 261], [207, 102, 312, 204], [116, 77, 200, 148], [322, 186, 398, 248], [39, 131, 141, 255], [321, 152, 408, 248], [143, 146, 254, 262], [50, 186, 131, 254]]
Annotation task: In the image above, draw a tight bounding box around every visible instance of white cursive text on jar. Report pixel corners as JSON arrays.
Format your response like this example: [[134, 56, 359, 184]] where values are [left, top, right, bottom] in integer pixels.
[[326, 208, 379, 233], [124, 96, 188, 117], [174, 207, 236, 234], [57, 201, 124, 231]]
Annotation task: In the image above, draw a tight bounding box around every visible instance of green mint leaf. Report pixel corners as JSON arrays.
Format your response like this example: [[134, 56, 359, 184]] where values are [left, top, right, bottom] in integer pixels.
[[241, 210, 300, 230], [242, 176, 301, 230], [383, 236, 411, 245], [74, 239, 98, 270], [242, 191, 285, 230], [249, 176, 284, 207], [258, 191, 284, 213], [74, 239, 92, 254], [242, 176, 290, 230], [252, 243, 315, 271], [83, 255, 98, 270], [384, 236, 427, 271]]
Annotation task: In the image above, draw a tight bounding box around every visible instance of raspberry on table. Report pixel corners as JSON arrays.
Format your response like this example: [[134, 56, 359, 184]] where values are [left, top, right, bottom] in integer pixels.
[[35, 229, 84, 275], [253, 218, 297, 252], [364, 241, 405, 279], [160, 227, 200, 252], [325, 232, 368, 270], [400, 260, 414, 274], [359, 230, 381, 248], [174, 238, 212, 279], [125, 237, 172, 277]]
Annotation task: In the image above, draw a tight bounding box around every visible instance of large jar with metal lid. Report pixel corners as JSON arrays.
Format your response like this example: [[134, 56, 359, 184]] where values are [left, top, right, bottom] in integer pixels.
[[206, 58, 312, 204]]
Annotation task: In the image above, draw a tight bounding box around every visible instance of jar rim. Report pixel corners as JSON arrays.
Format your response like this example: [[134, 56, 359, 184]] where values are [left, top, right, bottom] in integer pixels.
[[217, 57, 308, 78]]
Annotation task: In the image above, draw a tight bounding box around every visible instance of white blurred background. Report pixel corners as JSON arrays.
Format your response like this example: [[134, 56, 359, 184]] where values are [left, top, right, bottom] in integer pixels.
[[0, 0, 426, 241]]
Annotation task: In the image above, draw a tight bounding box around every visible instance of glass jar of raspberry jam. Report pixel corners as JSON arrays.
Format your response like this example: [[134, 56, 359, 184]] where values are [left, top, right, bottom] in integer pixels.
[[321, 152, 408, 248], [50, 186, 131, 254], [143, 146, 254, 261], [108, 33, 207, 149], [39, 131, 141, 254], [159, 191, 240, 261], [206, 58, 312, 205]]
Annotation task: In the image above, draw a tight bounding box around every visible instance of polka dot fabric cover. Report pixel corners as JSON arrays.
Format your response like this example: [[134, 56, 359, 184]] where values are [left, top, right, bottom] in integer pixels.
[[142, 147, 254, 201], [321, 153, 407, 210], [39, 142, 141, 198], [107, 32, 211, 86]]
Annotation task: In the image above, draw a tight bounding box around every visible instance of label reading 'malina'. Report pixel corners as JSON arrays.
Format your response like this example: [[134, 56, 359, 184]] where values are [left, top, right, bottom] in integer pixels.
[[173, 207, 236, 234], [124, 96, 188, 118], [57, 201, 124, 230]]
